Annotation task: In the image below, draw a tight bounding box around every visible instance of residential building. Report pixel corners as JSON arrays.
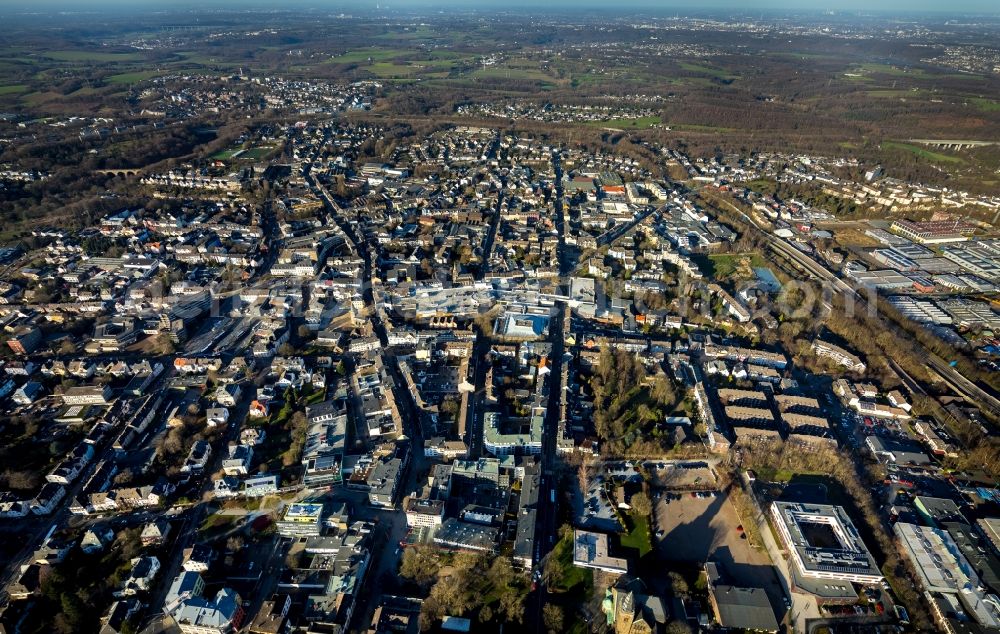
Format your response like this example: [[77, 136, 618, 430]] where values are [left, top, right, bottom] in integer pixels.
[[573, 530, 628, 574]]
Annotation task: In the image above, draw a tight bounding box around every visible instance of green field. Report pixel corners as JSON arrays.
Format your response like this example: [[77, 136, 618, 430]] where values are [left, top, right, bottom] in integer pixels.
[[667, 123, 737, 133], [69, 86, 102, 97], [618, 512, 652, 558], [211, 149, 240, 160], [772, 51, 839, 60], [328, 47, 408, 64], [22, 91, 59, 106], [239, 146, 276, 160], [549, 531, 593, 594], [470, 65, 553, 82], [43, 50, 142, 62], [586, 116, 661, 130], [326, 48, 470, 79], [372, 25, 437, 41], [866, 89, 923, 98], [366, 62, 420, 78], [175, 51, 242, 68], [0, 84, 28, 95], [970, 97, 1000, 112], [852, 63, 931, 79], [679, 61, 738, 81], [199, 512, 240, 533], [695, 253, 768, 279], [884, 141, 964, 164], [107, 70, 162, 84]]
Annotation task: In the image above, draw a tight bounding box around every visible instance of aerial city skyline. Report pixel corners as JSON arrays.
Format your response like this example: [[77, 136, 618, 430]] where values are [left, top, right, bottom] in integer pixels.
[[0, 3, 998, 634]]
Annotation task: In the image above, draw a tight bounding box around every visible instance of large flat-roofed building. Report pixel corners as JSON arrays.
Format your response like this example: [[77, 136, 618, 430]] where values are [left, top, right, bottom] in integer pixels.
[[482, 410, 543, 456], [276, 503, 324, 538], [810, 340, 866, 373], [894, 522, 1000, 630], [940, 243, 1000, 282], [494, 311, 550, 340], [732, 425, 782, 445], [890, 219, 974, 245], [943, 522, 1000, 596], [773, 394, 821, 413], [716, 388, 768, 407], [979, 518, 1000, 557], [866, 435, 930, 466], [404, 498, 445, 527], [724, 406, 775, 426], [62, 385, 113, 406], [703, 344, 787, 369], [780, 412, 828, 431], [705, 562, 779, 632], [913, 496, 964, 527], [709, 585, 778, 632], [573, 530, 628, 575], [432, 518, 498, 553], [770, 502, 882, 585], [302, 400, 347, 486], [513, 464, 540, 568]]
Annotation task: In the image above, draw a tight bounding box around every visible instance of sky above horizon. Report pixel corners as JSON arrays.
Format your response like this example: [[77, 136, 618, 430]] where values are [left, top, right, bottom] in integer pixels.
[[3, 0, 998, 13]]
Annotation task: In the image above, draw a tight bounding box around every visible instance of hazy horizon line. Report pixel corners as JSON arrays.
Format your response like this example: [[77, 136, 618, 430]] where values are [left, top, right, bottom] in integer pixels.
[[1, 0, 999, 17]]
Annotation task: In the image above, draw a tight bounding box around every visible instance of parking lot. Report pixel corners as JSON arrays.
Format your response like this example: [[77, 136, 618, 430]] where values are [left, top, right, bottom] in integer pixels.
[[649, 461, 717, 489], [653, 490, 786, 621]]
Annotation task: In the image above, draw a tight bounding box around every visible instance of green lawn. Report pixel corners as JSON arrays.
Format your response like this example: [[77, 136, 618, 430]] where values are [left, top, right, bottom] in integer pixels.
[[679, 61, 738, 81], [305, 387, 327, 405], [199, 512, 240, 534], [884, 141, 964, 164], [619, 512, 652, 558], [705, 252, 769, 279], [328, 47, 408, 64], [44, 50, 142, 62], [239, 147, 276, 160], [970, 97, 1000, 112], [107, 70, 162, 84], [550, 531, 593, 594], [470, 66, 553, 82], [865, 89, 921, 98], [367, 62, 419, 78], [174, 51, 242, 68], [852, 63, 931, 79], [667, 122, 737, 133], [0, 84, 28, 95], [22, 91, 58, 105], [586, 116, 661, 129], [211, 149, 240, 160], [772, 51, 839, 60]]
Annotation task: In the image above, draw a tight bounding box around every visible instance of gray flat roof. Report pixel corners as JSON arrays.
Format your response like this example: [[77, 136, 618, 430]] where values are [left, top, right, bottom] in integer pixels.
[[771, 501, 881, 582], [712, 585, 779, 632]]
